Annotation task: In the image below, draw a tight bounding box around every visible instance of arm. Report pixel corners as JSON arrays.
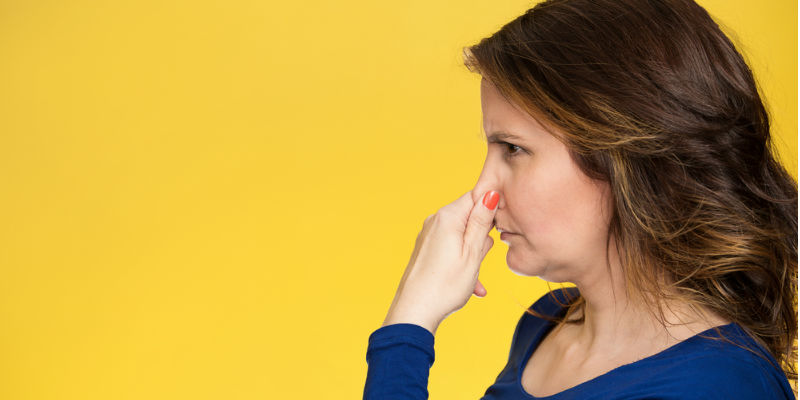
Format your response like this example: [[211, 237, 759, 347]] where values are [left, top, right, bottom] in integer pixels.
[[363, 323, 435, 400], [364, 190, 498, 399]]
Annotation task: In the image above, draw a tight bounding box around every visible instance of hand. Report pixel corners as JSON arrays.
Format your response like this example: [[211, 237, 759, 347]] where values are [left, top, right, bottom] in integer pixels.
[[382, 189, 499, 335]]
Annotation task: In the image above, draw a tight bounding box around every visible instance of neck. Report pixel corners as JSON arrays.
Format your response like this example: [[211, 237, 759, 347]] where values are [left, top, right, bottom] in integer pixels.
[[564, 236, 729, 359]]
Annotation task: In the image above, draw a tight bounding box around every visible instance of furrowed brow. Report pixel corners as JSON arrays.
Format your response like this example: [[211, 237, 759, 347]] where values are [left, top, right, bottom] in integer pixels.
[[486, 131, 525, 143]]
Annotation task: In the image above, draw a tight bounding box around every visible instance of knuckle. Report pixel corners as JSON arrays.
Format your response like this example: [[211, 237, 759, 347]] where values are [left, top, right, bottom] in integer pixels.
[[423, 214, 435, 226], [437, 208, 454, 220]]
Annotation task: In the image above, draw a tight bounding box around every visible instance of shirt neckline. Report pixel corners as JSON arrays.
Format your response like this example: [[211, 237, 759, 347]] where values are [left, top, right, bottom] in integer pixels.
[[515, 310, 740, 399]]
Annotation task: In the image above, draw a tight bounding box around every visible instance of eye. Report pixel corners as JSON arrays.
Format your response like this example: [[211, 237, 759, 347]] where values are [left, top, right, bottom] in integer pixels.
[[500, 141, 524, 159]]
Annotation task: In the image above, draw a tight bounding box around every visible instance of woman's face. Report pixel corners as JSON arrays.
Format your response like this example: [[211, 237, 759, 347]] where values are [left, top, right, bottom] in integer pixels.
[[472, 79, 614, 282]]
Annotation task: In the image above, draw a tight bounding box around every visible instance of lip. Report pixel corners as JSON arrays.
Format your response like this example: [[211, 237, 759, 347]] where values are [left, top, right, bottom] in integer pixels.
[[500, 232, 515, 240], [496, 226, 515, 234]]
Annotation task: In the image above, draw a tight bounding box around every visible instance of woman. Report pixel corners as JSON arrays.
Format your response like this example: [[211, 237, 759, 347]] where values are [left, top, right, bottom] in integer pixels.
[[363, 0, 798, 398]]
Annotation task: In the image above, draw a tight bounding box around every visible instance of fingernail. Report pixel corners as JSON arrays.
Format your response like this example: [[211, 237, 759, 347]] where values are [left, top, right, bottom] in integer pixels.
[[482, 191, 499, 210]]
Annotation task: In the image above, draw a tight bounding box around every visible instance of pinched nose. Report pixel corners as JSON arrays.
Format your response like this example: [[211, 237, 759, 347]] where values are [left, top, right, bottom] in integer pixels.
[[472, 188, 504, 210]]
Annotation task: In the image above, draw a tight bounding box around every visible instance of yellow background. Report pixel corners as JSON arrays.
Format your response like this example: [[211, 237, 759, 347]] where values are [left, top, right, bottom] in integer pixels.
[[0, 1, 795, 399]]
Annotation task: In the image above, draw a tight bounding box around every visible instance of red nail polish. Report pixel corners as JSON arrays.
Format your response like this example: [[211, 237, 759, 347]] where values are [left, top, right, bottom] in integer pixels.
[[482, 191, 499, 210]]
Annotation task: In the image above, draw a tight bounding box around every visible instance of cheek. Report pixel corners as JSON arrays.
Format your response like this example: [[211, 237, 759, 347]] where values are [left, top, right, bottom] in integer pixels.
[[511, 163, 609, 250]]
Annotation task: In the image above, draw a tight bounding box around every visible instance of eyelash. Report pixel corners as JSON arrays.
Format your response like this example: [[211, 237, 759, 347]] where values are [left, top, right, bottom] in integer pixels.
[[499, 141, 524, 158]]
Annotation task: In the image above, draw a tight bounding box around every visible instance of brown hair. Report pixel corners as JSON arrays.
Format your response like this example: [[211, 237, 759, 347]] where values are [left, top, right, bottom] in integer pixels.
[[464, 0, 798, 389]]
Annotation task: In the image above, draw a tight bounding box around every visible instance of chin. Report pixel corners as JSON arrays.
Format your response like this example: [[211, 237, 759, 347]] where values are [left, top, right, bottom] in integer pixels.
[[506, 252, 540, 277], [506, 252, 563, 281], [509, 265, 533, 277], [535, 274, 563, 283]]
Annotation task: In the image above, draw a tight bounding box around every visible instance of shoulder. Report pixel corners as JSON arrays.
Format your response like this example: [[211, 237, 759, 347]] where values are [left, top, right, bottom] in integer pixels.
[[659, 352, 792, 399], [639, 325, 795, 399]]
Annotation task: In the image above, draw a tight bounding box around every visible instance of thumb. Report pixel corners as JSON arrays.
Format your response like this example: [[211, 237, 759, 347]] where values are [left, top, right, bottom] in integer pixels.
[[463, 190, 499, 262]]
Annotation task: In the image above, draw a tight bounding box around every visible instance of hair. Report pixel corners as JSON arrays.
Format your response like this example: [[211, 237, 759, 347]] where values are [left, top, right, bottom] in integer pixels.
[[463, 0, 798, 390]]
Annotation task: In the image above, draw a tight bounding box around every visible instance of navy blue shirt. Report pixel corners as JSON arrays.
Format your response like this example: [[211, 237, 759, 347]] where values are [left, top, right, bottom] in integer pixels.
[[364, 287, 796, 399]]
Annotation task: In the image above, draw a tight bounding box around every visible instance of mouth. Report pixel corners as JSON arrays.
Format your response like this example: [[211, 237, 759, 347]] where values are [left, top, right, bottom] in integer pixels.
[[499, 231, 513, 245]]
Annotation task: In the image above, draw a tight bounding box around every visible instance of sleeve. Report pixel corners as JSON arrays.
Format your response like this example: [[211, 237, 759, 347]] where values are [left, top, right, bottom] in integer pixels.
[[363, 323, 436, 400]]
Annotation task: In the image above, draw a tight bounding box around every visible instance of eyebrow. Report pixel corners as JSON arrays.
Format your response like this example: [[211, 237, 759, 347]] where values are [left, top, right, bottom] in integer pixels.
[[486, 131, 525, 143]]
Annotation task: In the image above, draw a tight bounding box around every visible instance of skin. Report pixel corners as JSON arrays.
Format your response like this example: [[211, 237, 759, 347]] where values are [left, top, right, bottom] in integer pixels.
[[381, 77, 729, 395], [381, 188, 498, 335], [472, 78, 731, 395]]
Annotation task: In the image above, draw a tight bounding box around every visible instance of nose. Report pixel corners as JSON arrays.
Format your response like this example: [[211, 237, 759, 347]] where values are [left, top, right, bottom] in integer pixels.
[[472, 160, 506, 210]]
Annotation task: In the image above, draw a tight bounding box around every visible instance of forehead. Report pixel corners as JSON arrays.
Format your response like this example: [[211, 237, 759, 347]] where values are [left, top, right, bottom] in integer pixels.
[[480, 79, 551, 139], [479, 78, 502, 103]]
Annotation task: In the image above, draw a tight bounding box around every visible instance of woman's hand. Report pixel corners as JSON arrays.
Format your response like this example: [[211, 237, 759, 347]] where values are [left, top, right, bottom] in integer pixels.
[[382, 189, 499, 335]]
